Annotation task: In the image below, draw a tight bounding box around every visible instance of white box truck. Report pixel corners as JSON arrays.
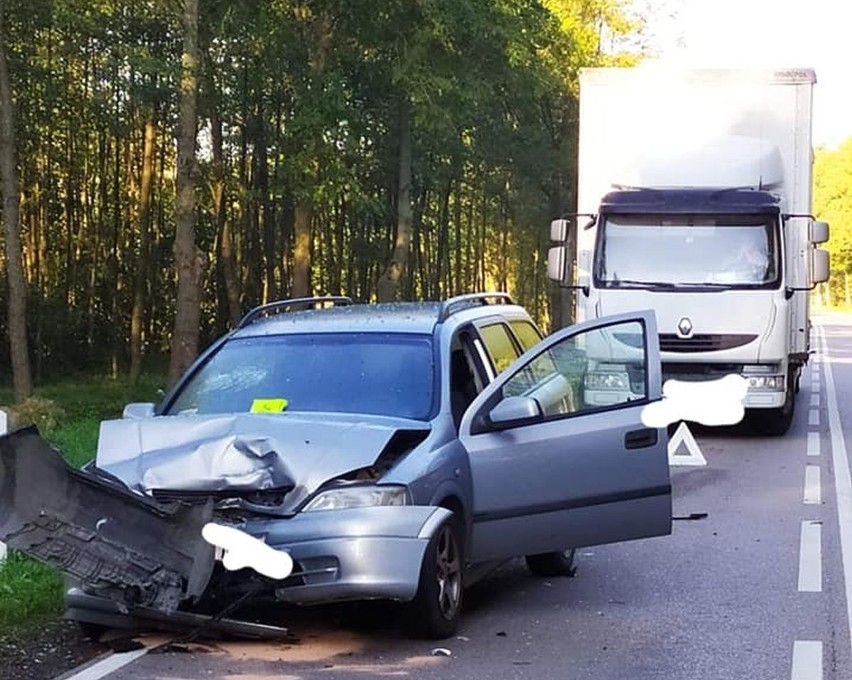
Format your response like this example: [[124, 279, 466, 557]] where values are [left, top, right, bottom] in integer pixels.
[[548, 66, 830, 435]]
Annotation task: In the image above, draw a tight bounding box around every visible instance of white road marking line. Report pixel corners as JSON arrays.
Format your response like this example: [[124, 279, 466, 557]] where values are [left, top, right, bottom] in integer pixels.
[[807, 432, 821, 457], [812, 374, 821, 385], [798, 520, 822, 592], [804, 465, 822, 505], [811, 393, 820, 407], [791, 640, 823, 680], [809, 409, 820, 426], [820, 325, 852, 662], [60, 648, 150, 680]]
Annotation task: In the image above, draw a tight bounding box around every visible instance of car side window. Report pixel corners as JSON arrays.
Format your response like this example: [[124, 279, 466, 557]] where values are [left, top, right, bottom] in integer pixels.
[[509, 320, 543, 352], [479, 323, 521, 374], [500, 320, 647, 418]]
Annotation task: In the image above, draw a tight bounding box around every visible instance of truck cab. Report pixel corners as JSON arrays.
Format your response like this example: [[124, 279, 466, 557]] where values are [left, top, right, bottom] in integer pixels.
[[547, 66, 831, 435]]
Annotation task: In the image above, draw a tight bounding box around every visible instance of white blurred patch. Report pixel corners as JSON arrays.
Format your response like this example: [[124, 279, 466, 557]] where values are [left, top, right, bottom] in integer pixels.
[[202, 523, 294, 580], [642, 374, 748, 427]]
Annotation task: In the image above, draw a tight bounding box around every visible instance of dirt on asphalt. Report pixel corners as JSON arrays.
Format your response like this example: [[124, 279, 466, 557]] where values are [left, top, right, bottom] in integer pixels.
[[0, 619, 107, 680]]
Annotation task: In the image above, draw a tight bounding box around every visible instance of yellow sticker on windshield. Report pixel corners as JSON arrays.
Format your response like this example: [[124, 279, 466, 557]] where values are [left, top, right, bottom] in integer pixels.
[[250, 398, 288, 413]]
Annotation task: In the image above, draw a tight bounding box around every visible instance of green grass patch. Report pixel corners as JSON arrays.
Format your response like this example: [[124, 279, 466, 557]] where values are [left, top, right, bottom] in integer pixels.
[[0, 373, 167, 630], [0, 553, 65, 633]]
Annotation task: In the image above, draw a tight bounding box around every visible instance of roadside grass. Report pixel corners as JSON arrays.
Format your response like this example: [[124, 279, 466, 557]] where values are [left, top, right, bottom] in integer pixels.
[[0, 374, 166, 633]]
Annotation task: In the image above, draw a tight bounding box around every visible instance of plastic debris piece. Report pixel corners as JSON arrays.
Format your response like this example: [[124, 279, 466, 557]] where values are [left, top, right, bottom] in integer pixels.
[[431, 648, 452, 657]]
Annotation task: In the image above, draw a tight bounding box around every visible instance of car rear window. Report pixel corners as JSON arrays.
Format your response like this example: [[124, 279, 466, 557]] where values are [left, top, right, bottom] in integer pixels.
[[166, 333, 435, 420]]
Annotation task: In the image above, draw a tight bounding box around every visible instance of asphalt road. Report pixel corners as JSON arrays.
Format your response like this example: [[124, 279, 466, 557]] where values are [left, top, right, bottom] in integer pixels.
[[62, 314, 852, 680]]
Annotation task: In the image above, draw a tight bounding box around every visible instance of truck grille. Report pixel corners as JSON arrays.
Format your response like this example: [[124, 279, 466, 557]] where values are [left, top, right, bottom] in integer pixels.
[[659, 334, 758, 353]]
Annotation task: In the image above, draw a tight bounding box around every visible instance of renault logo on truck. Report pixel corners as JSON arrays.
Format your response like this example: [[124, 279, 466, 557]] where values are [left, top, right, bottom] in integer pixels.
[[677, 317, 694, 338]]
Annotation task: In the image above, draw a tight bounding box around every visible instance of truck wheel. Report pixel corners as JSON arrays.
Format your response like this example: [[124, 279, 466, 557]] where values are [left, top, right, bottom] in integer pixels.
[[525, 548, 577, 577], [405, 515, 463, 639], [749, 372, 796, 436]]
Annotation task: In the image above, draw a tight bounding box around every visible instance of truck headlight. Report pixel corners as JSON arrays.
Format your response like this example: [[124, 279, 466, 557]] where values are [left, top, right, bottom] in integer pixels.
[[747, 375, 785, 391], [302, 484, 411, 512], [585, 371, 630, 390]]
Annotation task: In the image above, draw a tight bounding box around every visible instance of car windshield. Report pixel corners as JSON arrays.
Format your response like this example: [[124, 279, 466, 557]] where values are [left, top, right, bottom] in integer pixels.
[[166, 333, 435, 420], [595, 213, 781, 288]]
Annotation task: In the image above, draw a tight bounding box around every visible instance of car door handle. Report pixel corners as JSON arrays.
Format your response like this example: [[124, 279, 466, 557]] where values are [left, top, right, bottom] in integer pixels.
[[624, 428, 658, 450]]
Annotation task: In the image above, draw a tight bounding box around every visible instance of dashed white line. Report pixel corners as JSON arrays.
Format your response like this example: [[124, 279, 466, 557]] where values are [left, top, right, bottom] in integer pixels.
[[811, 393, 820, 407], [809, 409, 820, 426], [798, 520, 822, 592], [804, 465, 822, 505], [791, 640, 823, 680], [820, 325, 852, 663], [807, 432, 821, 457], [60, 648, 150, 680]]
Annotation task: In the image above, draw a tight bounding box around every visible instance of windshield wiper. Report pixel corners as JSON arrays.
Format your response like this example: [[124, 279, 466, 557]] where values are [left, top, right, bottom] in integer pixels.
[[607, 279, 734, 292], [606, 279, 678, 290]]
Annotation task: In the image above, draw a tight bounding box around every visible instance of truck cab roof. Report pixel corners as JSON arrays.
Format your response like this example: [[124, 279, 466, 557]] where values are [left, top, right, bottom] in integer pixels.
[[599, 188, 781, 215]]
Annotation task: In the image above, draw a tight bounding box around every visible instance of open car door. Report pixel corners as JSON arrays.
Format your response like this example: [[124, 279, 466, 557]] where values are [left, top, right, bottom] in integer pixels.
[[460, 310, 671, 563]]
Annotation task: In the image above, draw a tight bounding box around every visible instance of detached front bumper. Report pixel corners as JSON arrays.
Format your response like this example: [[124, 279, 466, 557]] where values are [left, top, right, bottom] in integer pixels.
[[0, 428, 215, 612]]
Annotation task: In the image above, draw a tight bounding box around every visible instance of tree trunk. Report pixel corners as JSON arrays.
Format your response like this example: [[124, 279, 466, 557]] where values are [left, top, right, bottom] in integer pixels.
[[168, 0, 202, 386], [392, 97, 413, 297], [0, 3, 32, 402], [211, 107, 240, 328], [130, 113, 156, 384], [291, 202, 312, 297]]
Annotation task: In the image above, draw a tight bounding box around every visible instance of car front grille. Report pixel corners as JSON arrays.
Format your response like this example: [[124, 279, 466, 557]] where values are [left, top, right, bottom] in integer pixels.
[[151, 487, 292, 506], [659, 334, 758, 353]]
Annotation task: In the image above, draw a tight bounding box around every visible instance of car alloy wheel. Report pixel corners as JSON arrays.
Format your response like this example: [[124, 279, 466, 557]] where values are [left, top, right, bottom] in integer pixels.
[[406, 514, 464, 639], [434, 523, 462, 621]]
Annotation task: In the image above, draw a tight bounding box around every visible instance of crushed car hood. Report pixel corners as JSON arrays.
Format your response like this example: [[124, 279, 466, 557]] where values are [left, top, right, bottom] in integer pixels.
[[96, 413, 430, 509]]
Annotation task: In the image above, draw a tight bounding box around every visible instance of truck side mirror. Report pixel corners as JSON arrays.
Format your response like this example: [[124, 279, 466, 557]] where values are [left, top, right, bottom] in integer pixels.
[[547, 246, 566, 281], [810, 248, 830, 284], [810, 220, 829, 244], [550, 219, 569, 242]]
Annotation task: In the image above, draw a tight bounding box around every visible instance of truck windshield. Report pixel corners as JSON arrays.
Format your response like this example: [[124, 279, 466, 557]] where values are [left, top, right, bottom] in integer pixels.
[[594, 214, 781, 289]]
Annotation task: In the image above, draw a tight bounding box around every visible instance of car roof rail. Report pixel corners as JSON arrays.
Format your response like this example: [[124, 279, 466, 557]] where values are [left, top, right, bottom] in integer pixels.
[[438, 292, 515, 322], [237, 296, 353, 328]]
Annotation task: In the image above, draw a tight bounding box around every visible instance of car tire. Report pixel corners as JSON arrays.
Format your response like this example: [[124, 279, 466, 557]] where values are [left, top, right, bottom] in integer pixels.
[[525, 548, 577, 577], [405, 515, 464, 640]]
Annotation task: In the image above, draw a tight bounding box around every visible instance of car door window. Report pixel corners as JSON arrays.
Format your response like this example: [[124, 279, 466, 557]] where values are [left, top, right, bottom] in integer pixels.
[[479, 323, 521, 374], [509, 320, 543, 352], [500, 320, 647, 418]]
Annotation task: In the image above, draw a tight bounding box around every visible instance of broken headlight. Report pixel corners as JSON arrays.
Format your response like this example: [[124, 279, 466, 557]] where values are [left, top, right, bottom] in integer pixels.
[[302, 484, 411, 512]]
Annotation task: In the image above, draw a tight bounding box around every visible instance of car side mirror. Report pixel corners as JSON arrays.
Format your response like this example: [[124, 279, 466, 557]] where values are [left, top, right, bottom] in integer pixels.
[[487, 396, 542, 429], [123, 402, 156, 419]]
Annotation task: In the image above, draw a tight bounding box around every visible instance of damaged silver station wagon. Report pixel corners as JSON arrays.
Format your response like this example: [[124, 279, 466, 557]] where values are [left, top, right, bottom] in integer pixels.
[[0, 293, 672, 639]]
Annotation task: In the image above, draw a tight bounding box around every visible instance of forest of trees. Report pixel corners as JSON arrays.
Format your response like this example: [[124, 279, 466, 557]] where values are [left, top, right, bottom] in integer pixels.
[[814, 139, 852, 307], [0, 0, 649, 398]]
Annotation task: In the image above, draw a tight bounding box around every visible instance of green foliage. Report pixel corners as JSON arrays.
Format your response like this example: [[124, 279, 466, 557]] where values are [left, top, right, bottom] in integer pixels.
[[0, 0, 649, 372], [0, 552, 66, 633], [814, 138, 852, 303], [6, 397, 66, 437]]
